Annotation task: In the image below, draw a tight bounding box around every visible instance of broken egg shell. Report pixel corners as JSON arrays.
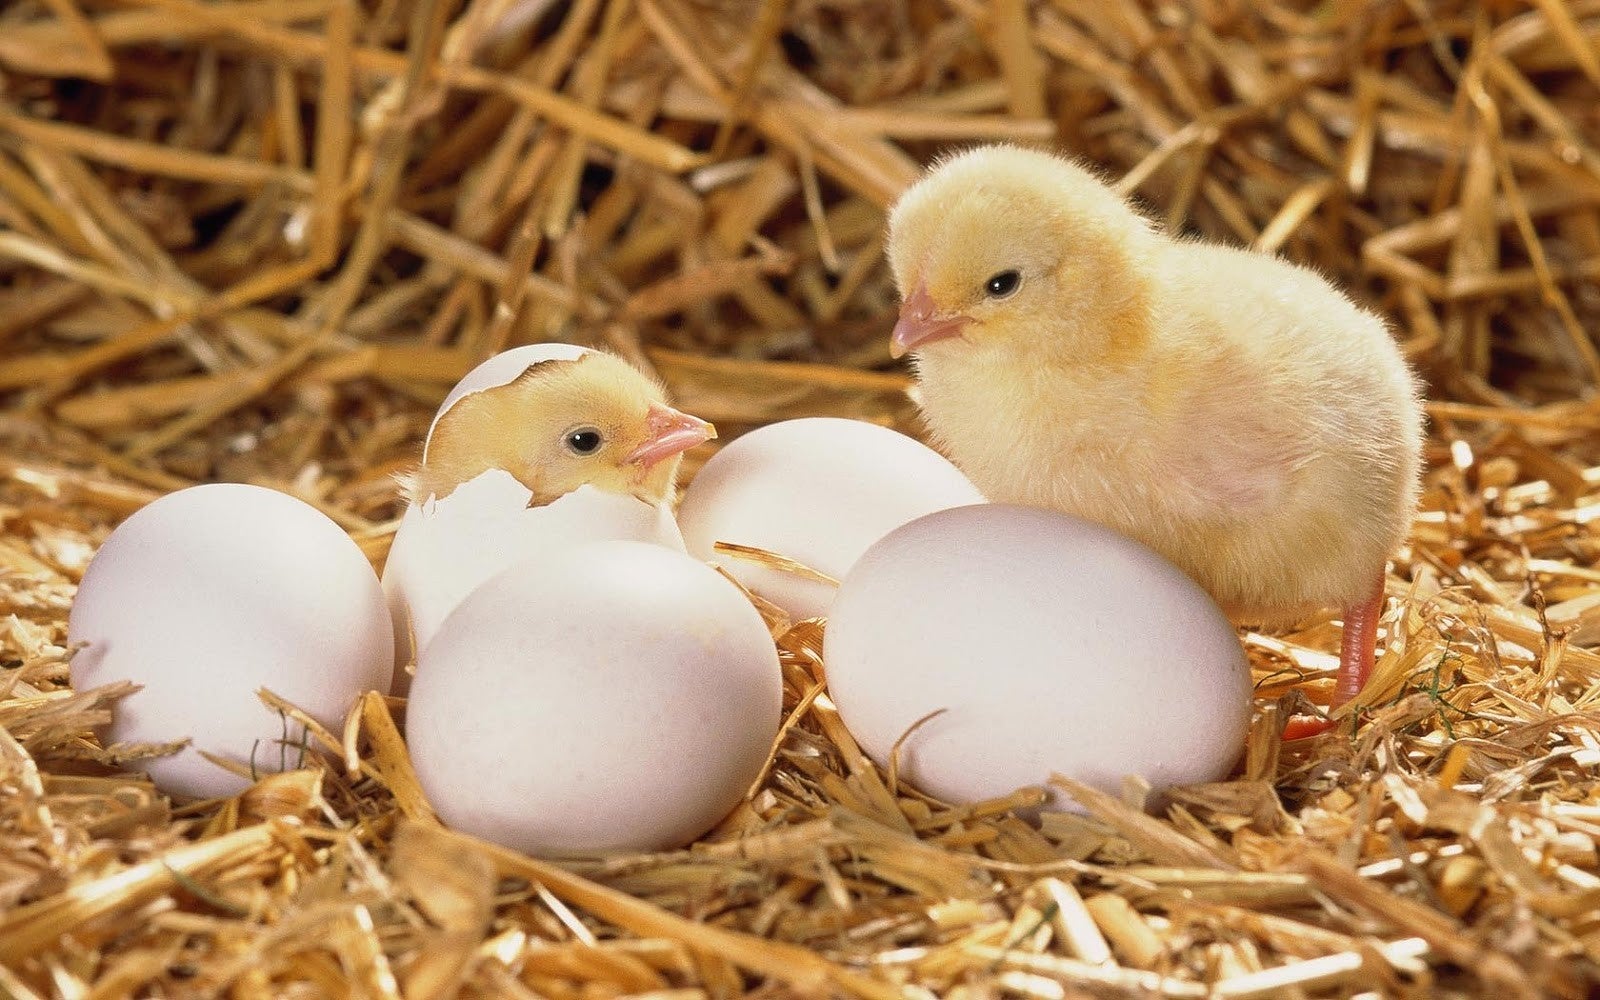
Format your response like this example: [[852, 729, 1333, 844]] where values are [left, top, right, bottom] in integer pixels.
[[425, 343, 591, 461], [381, 471, 684, 693]]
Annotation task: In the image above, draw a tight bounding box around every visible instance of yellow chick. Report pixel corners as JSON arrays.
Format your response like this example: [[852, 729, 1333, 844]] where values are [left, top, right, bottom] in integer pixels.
[[405, 350, 715, 507], [886, 145, 1424, 738]]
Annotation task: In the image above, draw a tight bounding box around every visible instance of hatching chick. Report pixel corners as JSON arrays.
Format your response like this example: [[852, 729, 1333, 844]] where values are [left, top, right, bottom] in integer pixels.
[[886, 144, 1424, 738], [404, 350, 715, 508]]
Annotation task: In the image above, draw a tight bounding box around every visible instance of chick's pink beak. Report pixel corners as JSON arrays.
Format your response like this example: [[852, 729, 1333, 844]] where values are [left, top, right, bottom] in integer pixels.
[[891, 283, 970, 358], [626, 403, 716, 469]]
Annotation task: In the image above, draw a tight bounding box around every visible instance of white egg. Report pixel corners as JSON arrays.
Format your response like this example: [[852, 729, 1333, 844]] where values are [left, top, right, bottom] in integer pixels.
[[425, 342, 589, 461], [678, 417, 985, 620], [406, 541, 781, 855], [382, 474, 684, 691], [68, 484, 393, 800], [824, 504, 1250, 811]]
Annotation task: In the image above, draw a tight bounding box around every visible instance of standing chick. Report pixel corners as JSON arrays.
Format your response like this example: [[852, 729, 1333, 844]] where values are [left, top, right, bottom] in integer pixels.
[[406, 350, 715, 507], [886, 145, 1423, 738]]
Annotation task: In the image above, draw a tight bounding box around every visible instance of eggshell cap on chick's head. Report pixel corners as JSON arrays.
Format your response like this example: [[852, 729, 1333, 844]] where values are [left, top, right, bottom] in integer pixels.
[[381, 472, 685, 694], [424, 343, 590, 462]]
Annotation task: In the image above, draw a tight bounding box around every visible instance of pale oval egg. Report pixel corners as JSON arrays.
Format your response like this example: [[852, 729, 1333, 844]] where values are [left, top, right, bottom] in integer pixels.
[[677, 417, 984, 620], [382, 474, 684, 691], [68, 483, 393, 800], [406, 540, 781, 855], [824, 504, 1251, 811]]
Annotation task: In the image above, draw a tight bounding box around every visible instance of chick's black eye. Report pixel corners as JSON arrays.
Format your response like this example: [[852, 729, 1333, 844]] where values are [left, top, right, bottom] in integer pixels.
[[564, 428, 603, 455], [984, 270, 1021, 298]]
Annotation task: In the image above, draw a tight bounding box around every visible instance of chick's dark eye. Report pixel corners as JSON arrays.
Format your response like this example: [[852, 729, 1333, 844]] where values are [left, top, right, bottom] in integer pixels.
[[984, 270, 1021, 298], [564, 428, 603, 455]]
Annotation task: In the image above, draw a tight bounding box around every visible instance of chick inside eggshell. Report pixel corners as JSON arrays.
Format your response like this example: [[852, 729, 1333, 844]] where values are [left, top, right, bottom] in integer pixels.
[[382, 345, 713, 693], [411, 353, 700, 506]]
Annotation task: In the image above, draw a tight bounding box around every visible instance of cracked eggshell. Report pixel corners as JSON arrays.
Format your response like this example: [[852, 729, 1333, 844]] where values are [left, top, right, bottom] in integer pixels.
[[383, 474, 684, 693], [68, 484, 393, 800], [677, 417, 985, 620]]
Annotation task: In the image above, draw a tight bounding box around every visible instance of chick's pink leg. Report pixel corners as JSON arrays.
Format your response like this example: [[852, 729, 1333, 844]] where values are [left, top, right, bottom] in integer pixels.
[[1333, 575, 1385, 707], [1282, 574, 1385, 741]]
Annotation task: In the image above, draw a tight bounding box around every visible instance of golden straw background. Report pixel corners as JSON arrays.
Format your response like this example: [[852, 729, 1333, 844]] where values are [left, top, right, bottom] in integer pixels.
[[2, 0, 1600, 996]]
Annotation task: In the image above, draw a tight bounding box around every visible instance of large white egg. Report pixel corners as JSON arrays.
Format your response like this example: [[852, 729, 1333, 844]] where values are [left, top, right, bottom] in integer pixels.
[[824, 504, 1250, 810], [406, 541, 781, 855], [677, 417, 984, 620], [68, 484, 393, 800], [382, 475, 683, 690]]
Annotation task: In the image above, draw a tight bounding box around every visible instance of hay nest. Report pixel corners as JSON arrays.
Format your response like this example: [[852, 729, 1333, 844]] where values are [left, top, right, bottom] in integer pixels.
[[2, 0, 1600, 996]]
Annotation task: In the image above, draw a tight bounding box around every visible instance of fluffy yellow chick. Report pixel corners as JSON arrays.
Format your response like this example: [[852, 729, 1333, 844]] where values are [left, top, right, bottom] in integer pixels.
[[886, 145, 1424, 738], [405, 350, 715, 507]]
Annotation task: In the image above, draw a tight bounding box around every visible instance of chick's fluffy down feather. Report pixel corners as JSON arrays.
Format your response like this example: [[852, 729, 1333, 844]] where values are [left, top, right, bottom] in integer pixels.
[[888, 145, 1423, 626]]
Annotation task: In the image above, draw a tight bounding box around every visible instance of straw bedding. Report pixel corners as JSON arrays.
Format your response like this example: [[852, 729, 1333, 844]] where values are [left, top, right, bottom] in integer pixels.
[[2, 0, 1600, 996]]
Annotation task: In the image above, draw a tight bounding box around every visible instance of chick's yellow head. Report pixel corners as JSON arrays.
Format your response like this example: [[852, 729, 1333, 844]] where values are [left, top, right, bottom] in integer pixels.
[[417, 351, 714, 506], [886, 144, 1152, 360]]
